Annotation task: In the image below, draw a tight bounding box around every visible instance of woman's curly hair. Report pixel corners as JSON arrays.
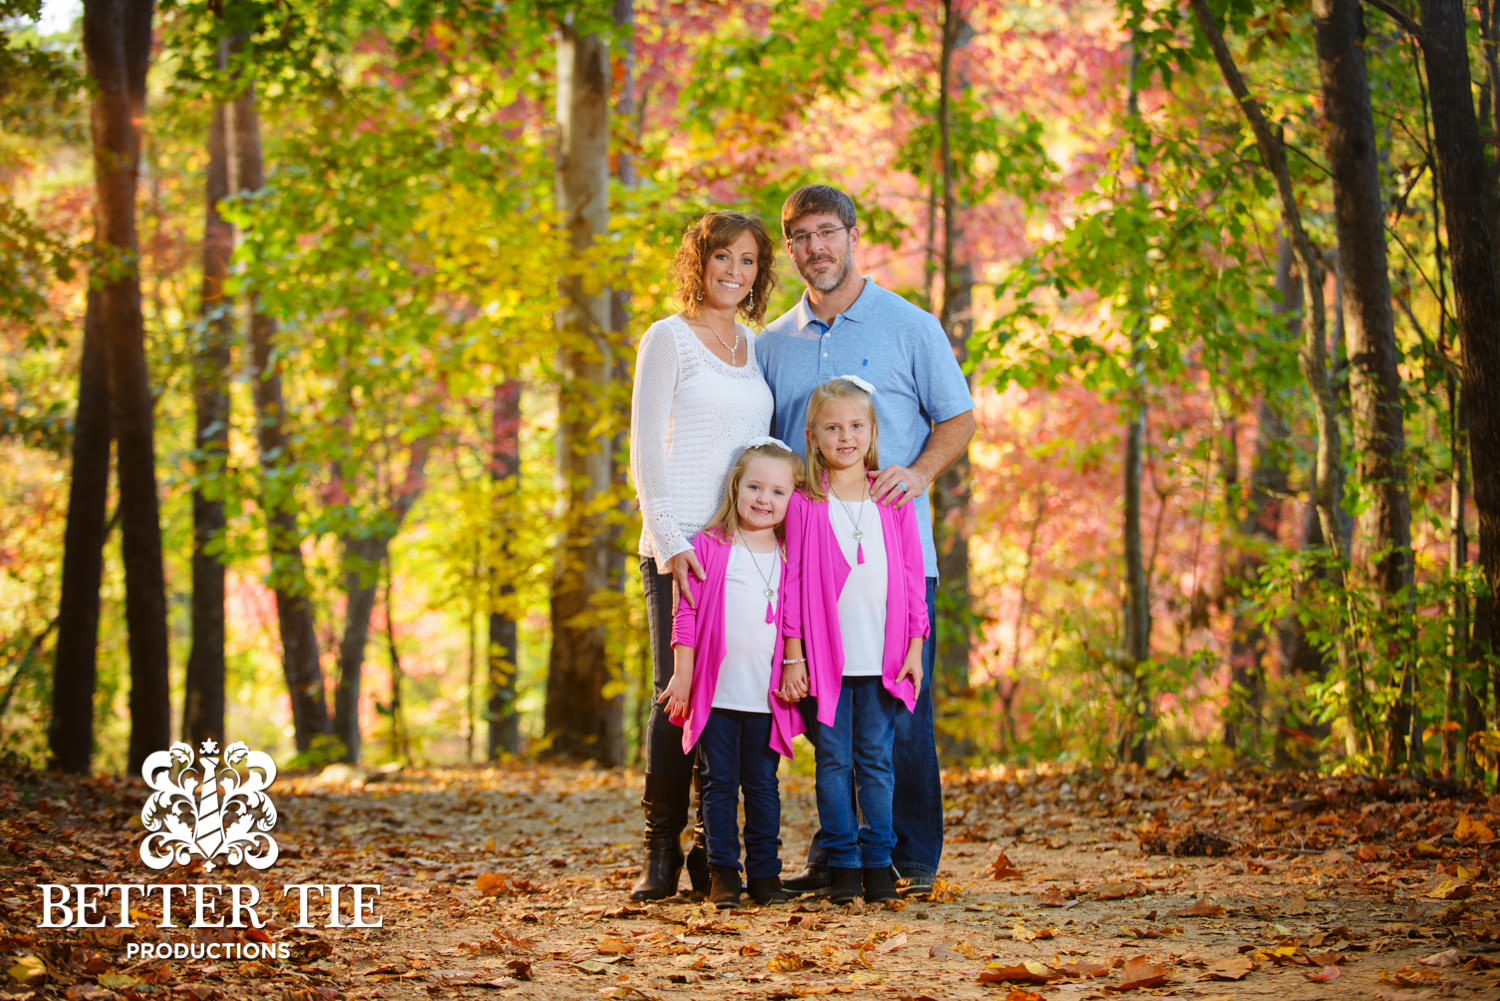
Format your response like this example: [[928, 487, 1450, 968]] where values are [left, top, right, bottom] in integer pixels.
[[673, 211, 776, 325]]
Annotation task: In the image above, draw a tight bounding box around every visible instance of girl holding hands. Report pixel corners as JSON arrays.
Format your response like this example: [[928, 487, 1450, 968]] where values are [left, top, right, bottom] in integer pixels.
[[781, 376, 927, 904], [659, 439, 805, 909]]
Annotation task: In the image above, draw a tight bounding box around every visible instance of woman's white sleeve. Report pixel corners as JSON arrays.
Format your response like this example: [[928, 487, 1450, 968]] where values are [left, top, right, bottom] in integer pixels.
[[630, 324, 690, 570]]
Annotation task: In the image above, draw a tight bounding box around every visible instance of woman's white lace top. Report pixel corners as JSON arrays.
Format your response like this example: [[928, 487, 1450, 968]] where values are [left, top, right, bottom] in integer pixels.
[[630, 314, 774, 570]]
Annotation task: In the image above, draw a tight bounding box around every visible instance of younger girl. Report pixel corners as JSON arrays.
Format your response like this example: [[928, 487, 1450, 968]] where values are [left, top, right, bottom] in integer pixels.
[[660, 439, 804, 909], [781, 376, 927, 904]]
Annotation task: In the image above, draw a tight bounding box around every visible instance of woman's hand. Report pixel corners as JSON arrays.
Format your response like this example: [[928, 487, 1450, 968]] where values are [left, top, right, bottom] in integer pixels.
[[665, 550, 706, 607]]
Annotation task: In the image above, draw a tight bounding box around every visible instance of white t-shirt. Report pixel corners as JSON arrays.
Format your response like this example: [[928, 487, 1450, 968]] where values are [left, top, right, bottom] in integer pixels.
[[713, 544, 781, 712], [629, 316, 775, 569], [828, 495, 887, 676]]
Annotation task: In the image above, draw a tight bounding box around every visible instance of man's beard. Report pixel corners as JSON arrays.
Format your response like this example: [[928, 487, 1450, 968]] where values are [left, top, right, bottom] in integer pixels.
[[800, 252, 851, 293]]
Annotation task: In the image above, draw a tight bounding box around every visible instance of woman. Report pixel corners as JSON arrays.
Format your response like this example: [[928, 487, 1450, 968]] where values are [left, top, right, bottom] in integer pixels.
[[627, 210, 776, 900]]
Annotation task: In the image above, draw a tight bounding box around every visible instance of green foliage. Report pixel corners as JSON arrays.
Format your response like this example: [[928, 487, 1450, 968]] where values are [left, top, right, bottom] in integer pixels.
[[1252, 545, 1491, 770]]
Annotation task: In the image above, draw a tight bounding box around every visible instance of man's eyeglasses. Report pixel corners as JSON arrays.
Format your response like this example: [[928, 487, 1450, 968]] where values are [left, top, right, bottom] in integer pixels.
[[788, 225, 849, 248]]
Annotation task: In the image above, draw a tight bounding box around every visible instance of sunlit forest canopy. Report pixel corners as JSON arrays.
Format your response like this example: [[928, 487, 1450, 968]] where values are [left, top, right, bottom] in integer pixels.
[[2, 0, 1498, 779]]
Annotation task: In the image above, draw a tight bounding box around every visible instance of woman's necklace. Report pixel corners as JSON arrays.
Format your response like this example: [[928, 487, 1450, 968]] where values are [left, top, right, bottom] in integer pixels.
[[737, 531, 781, 623], [827, 481, 869, 565], [703, 319, 740, 363]]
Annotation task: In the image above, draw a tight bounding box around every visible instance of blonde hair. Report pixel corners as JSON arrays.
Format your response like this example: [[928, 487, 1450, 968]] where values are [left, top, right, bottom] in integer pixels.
[[705, 441, 804, 542], [804, 377, 879, 500]]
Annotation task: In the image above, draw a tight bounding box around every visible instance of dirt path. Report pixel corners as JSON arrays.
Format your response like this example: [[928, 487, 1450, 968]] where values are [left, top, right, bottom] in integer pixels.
[[5, 760, 1499, 999]]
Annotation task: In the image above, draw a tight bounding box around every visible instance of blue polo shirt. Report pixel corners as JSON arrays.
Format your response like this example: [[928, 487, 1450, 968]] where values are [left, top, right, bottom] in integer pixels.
[[755, 278, 974, 577]]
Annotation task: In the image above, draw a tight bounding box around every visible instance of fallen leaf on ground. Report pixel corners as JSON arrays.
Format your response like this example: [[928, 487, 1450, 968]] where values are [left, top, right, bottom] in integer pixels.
[[989, 851, 1024, 879], [1420, 949, 1464, 968], [766, 952, 808, 973], [1055, 959, 1114, 978], [1117, 958, 1169, 990], [1094, 881, 1144, 900], [1378, 963, 1443, 987], [1454, 813, 1494, 845], [1427, 878, 1474, 900], [1306, 965, 1341, 983], [977, 961, 1059, 985], [1199, 955, 1254, 981], [874, 932, 907, 955], [1034, 886, 1069, 906], [1168, 896, 1225, 918], [6, 956, 45, 987], [596, 936, 634, 956]]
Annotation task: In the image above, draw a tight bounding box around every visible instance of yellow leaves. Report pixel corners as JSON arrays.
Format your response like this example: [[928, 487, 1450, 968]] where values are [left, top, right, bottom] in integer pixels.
[[1378, 962, 1444, 987], [1008, 921, 1058, 942], [1467, 730, 1500, 770], [1426, 877, 1474, 900], [766, 952, 809, 972], [6, 955, 45, 986], [1454, 813, 1495, 845]]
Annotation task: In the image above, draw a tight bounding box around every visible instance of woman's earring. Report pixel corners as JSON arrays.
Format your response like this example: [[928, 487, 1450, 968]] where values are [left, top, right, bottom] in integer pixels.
[[746, 289, 754, 308], [695, 290, 703, 301]]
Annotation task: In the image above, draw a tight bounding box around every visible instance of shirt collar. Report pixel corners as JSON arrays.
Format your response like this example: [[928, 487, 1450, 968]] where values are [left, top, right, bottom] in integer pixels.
[[794, 277, 879, 332]]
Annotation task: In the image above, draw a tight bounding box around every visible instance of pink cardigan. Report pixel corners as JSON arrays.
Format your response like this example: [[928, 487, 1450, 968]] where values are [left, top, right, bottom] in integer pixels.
[[670, 530, 803, 758], [783, 482, 929, 728]]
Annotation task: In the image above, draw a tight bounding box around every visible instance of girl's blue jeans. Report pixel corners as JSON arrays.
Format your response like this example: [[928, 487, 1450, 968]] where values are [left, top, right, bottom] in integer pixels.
[[812, 675, 899, 869], [698, 708, 782, 878]]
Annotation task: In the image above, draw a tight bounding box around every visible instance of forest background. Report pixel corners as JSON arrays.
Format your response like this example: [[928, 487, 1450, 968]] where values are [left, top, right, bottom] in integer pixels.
[[3, 0, 1499, 782]]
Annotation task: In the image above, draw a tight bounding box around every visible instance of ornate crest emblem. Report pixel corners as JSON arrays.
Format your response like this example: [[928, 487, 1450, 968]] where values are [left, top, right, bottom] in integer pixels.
[[139, 740, 279, 871]]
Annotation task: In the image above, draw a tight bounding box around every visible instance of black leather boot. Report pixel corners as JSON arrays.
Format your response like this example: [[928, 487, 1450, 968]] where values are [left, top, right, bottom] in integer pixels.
[[747, 875, 789, 905], [782, 863, 830, 894], [709, 865, 742, 909], [629, 773, 687, 901], [862, 866, 898, 903], [829, 866, 863, 904]]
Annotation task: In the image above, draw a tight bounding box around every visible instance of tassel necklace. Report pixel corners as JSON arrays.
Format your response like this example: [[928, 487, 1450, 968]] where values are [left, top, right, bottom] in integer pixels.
[[828, 481, 869, 565], [737, 531, 781, 623]]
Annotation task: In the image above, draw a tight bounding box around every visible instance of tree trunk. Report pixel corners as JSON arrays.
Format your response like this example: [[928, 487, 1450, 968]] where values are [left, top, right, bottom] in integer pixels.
[[1313, 0, 1415, 771], [49, 288, 109, 774], [184, 34, 234, 749], [229, 64, 331, 753], [332, 441, 429, 763], [933, 0, 974, 743], [1119, 37, 1152, 766], [543, 12, 624, 765], [82, 0, 171, 773], [488, 381, 523, 759], [1422, 0, 1500, 740]]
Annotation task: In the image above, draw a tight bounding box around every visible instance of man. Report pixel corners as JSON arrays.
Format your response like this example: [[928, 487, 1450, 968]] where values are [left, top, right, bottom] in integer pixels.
[[756, 184, 975, 896]]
